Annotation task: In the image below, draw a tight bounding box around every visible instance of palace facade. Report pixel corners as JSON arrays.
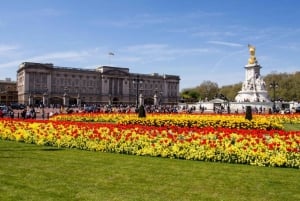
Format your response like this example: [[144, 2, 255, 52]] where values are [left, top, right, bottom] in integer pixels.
[[0, 78, 18, 105], [16, 62, 180, 107]]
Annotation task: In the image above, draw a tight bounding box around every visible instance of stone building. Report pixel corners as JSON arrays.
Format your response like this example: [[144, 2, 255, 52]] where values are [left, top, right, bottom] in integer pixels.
[[0, 78, 18, 105], [16, 62, 180, 107]]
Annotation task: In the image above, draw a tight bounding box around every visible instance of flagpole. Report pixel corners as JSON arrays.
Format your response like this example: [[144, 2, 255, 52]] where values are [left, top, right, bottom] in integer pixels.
[[108, 52, 114, 66]]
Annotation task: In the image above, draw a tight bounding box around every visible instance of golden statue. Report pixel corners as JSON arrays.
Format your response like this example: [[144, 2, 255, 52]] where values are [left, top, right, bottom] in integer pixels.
[[248, 44, 257, 64]]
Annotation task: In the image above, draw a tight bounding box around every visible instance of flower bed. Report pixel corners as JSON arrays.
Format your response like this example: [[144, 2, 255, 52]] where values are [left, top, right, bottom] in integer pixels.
[[0, 119, 299, 168], [49, 113, 300, 130]]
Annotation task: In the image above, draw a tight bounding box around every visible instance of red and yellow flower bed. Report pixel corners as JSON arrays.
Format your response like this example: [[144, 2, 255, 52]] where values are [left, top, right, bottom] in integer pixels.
[[0, 118, 299, 168], [49, 113, 300, 130]]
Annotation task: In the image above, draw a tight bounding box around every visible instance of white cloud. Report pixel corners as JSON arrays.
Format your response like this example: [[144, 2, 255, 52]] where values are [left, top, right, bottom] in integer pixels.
[[30, 51, 90, 62], [207, 41, 243, 47], [277, 43, 300, 51], [117, 43, 215, 67], [0, 49, 96, 69], [0, 45, 20, 54], [118, 56, 142, 63], [38, 8, 63, 17], [0, 60, 23, 69], [125, 44, 168, 52], [185, 10, 224, 18], [123, 43, 211, 57], [192, 31, 236, 37], [91, 14, 171, 28], [92, 9, 224, 30]]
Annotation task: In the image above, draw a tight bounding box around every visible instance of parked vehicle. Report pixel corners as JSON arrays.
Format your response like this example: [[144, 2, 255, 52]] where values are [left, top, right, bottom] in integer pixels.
[[0, 105, 9, 116], [280, 108, 291, 114], [295, 106, 300, 113], [84, 105, 99, 113], [10, 103, 26, 110]]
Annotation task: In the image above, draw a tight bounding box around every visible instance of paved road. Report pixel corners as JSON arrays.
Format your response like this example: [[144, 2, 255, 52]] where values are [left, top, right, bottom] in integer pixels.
[[11, 107, 63, 120]]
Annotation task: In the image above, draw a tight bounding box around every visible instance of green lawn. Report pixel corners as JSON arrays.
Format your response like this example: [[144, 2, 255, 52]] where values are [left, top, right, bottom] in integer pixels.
[[283, 123, 300, 131], [0, 140, 299, 201]]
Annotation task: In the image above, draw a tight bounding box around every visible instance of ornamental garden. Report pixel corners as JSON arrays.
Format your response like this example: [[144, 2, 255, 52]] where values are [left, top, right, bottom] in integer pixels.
[[0, 112, 299, 168]]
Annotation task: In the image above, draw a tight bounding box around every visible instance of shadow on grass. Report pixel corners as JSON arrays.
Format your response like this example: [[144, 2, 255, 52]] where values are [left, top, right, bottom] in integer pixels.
[[40, 147, 64, 151], [0, 147, 64, 152], [0, 156, 23, 159]]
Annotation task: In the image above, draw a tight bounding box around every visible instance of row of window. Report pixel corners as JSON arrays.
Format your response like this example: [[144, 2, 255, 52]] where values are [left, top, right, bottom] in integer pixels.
[[53, 78, 98, 88]]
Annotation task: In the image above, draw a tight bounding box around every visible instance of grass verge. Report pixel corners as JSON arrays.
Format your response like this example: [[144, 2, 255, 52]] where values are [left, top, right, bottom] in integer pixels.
[[0, 140, 299, 201], [283, 123, 300, 131]]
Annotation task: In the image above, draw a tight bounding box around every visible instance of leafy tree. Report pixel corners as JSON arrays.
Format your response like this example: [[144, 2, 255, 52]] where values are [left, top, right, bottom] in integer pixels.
[[180, 88, 200, 102], [219, 83, 242, 101], [264, 72, 300, 102], [196, 80, 219, 101]]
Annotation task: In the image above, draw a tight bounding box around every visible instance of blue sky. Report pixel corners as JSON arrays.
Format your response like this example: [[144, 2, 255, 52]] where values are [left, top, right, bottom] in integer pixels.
[[1, 0, 299, 90]]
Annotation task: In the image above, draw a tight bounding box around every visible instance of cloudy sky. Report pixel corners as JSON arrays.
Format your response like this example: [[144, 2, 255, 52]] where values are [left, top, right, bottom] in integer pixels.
[[0, 0, 299, 90]]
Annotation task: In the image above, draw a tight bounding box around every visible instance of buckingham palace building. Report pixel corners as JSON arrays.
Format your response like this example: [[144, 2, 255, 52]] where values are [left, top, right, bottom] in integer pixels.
[[16, 62, 180, 107]]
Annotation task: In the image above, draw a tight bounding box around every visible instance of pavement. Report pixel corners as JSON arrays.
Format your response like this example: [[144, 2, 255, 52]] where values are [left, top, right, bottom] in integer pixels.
[[11, 107, 63, 120]]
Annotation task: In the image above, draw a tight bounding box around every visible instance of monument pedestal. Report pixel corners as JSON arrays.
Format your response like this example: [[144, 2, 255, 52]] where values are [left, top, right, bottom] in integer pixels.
[[235, 63, 269, 103]]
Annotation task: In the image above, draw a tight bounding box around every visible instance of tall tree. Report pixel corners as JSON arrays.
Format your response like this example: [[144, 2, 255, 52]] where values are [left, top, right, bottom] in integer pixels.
[[180, 88, 200, 102], [219, 82, 243, 101], [264, 72, 300, 102], [196, 80, 219, 101]]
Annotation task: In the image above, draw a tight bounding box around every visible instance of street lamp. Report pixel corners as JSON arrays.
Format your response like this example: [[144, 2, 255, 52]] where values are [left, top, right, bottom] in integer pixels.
[[153, 88, 162, 106], [108, 93, 112, 105], [133, 75, 143, 111], [77, 93, 81, 108], [153, 89, 158, 106], [63, 87, 69, 107], [42, 88, 48, 107], [269, 81, 278, 113], [28, 92, 33, 106]]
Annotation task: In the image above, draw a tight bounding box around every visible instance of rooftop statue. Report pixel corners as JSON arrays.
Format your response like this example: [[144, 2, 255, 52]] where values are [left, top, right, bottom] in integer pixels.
[[248, 44, 257, 64]]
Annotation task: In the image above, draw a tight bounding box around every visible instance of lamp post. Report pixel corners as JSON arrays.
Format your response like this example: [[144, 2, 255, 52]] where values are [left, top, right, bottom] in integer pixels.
[[108, 93, 112, 105], [159, 91, 163, 105], [154, 89, 158, 106], [133, 75, 143, 111], [42, 88, 48, 107], [269, 81, 278, 113], [75, 88, 81, 108], [154, 94, 158, 106], [77, 93, 81, 108], [153, 88, 162, 106], [28, 92, 33, 106], [63, 87, 69, 107], [221, 95, 230, 114]]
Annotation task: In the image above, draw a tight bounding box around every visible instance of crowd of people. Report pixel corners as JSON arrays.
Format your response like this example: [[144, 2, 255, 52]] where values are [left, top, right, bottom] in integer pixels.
[[0, 103, 184, 120]]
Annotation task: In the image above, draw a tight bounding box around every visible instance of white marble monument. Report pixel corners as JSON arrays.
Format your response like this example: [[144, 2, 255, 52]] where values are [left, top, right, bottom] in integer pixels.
[[235, 45, 270, 102]]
